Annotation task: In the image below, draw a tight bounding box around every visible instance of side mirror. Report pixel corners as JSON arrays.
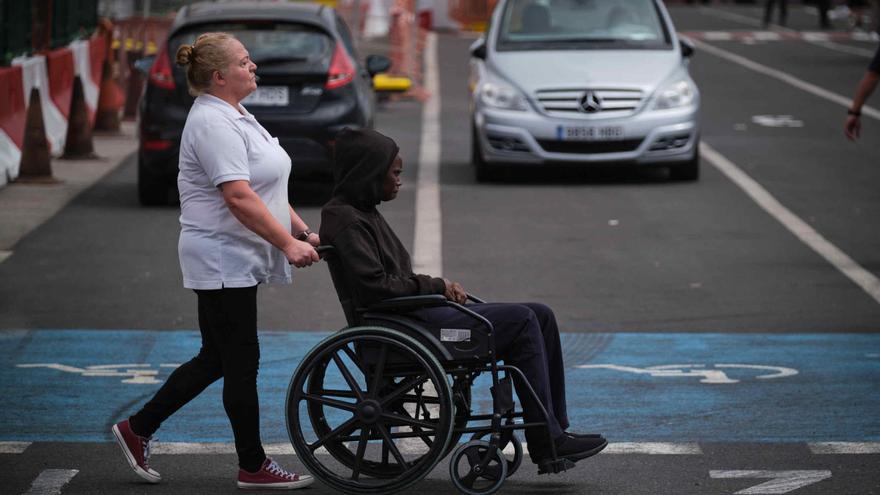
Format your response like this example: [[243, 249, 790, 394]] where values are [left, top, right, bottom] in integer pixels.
[[680, 38, 694, 58], [365, 54, 392, 76], [470, 38, 487, 60], [134, 55, 156, 75]]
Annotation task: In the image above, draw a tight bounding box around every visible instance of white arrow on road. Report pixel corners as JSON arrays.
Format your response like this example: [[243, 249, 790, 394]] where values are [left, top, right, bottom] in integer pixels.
[[710, 470, 832, 494]]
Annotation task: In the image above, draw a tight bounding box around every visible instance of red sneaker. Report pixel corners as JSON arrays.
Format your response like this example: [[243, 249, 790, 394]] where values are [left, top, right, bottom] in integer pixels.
[[111, 419, 161, 483], [237, 457, 314, 490]]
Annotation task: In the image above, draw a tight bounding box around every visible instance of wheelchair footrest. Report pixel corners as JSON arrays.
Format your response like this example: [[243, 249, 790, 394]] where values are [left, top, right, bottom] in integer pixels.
[[537, 457, 576, 475]]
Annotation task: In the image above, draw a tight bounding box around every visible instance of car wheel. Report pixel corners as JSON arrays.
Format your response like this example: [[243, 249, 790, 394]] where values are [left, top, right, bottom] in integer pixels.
[[472, 124, 496, 182], [669, 145, 700, 181], [138, 158, 170, 206]]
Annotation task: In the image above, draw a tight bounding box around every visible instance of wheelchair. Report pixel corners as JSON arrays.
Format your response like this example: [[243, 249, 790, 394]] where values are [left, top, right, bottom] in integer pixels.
[[285, 246, 574, 494]]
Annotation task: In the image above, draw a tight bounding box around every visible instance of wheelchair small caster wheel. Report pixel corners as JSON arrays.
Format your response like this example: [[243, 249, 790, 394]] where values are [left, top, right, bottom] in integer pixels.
[[449, 440, 508, 495], [469, 431, 523, 477]]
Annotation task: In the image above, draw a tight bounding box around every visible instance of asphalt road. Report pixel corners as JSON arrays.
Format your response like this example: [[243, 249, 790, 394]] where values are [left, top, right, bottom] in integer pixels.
[[1, 4, 879, 495]]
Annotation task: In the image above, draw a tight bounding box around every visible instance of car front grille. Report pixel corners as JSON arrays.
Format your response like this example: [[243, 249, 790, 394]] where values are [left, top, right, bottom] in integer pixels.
[[535, 88, 644, 116], [537, 139, 643, 154]]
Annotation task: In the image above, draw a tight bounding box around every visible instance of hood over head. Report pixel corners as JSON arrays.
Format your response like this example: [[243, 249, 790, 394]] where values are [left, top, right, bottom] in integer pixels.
[[332, 127, 399, 210]]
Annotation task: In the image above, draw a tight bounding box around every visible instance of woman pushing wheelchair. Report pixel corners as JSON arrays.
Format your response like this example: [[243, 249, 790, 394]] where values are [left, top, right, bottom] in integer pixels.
[[319, 128, 607, 470]]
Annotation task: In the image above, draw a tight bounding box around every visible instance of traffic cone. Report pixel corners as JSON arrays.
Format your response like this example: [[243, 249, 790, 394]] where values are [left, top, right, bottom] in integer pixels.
[[94, 56, 123, 131], [62, 77, 96, 159], [16, 88, 57, 183]]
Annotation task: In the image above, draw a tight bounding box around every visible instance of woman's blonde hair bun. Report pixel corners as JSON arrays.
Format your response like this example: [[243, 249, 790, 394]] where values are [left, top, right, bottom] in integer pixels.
[[175, 44, 194, 67]]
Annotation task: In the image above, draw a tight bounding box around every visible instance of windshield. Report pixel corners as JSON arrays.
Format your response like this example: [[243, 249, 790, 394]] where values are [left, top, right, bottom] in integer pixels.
[[170, 22, 332, 65], [496, 0, 671, 50]]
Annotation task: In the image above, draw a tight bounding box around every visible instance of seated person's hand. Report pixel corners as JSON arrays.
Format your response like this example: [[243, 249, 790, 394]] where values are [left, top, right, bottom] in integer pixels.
[[443, 278, 468, 304]]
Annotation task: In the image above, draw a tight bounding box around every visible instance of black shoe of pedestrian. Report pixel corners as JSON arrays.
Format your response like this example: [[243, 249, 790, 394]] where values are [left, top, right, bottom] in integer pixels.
[[555, 434, 608, 462], [565, 431, 604, 440]]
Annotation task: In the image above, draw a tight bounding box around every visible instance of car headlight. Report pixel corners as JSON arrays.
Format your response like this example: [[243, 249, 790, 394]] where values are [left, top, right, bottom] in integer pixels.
[[480, 82, 528, 111], [652, 79, 696, 110]]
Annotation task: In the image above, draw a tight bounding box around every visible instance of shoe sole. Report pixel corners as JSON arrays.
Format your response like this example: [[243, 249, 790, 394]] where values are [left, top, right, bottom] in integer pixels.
[[562, 438, 609, 462], [237, 477, 314, 490], [112, 424, 161, 484]]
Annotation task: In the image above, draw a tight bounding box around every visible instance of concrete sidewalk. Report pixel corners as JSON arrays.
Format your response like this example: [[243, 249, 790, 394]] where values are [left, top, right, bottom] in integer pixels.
[[0, 122, 138, 263]]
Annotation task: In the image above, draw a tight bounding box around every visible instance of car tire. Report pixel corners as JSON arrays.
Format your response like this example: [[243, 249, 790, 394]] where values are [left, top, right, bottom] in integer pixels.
[[669, 144, 700, 181], [472, 124, 497, 182], [138, 158, 170, 206]]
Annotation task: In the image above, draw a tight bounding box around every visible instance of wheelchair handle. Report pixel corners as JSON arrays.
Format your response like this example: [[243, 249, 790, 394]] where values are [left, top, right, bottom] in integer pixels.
[[315, 245, 335, 258]]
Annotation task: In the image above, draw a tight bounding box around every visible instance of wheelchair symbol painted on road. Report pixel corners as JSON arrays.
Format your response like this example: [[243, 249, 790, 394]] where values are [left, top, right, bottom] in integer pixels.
[[574, 363, 799, 384], [16, 363, 181, 384]]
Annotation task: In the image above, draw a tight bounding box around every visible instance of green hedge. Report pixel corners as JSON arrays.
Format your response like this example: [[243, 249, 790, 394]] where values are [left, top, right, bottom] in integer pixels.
[[1, 0, 31, 65]]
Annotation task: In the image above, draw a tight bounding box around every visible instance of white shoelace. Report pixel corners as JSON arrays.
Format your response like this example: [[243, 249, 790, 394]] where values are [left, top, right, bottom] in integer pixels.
[[142, 437, 154, 468], [266, 459, 294, 480]]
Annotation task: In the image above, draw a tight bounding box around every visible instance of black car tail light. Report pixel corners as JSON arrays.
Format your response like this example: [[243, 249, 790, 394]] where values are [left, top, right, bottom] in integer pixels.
[[149, 44, 176, 90], [325, 43, 354, 90]]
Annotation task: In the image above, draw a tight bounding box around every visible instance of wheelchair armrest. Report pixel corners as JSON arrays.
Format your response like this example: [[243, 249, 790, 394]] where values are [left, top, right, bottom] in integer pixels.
[[362, 294, 449, 313]]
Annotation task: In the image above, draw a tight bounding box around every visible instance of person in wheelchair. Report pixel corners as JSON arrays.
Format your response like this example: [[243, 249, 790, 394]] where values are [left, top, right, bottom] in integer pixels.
[[319, 128, 608, 469]]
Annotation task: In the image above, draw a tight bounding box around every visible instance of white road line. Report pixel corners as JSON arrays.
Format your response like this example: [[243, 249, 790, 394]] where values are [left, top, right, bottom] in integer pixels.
[[0, 250, 11, 264], [696, 6, 876, 57], [602, 442, 703, 455], [152, 441, 702, 455], [692, 39, 880, 120], [809, 442, 880, 454], [412, 32, 443, 277], [23, 469, 78, 495], [702, 142, 880, 305], [0, 441, 31, 453]]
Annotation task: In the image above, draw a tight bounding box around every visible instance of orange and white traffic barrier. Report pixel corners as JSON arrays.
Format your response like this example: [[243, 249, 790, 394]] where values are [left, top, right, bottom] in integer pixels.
[[0, 65, 26, 186]]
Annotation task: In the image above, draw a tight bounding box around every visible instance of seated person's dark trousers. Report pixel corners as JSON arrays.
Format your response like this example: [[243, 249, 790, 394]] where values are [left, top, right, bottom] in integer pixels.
[[410, 302, 569, 445], [128, 286, 266, 472]]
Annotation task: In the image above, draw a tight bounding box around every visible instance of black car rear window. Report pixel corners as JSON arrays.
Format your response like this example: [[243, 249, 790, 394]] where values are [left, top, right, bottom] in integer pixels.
[[170, 22, 332, 64]]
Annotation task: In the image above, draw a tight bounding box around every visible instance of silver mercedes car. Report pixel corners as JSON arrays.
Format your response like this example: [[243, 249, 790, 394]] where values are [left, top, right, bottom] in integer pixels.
[[469, 0, 700, 180]]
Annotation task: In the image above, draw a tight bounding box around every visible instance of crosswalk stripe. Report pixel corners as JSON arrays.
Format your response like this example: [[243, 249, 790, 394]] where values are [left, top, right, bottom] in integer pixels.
[[809, 442, 880, 454], [149, 441, 703, 455], [23, 469, 78, 495], [0, 441, 31, 453]]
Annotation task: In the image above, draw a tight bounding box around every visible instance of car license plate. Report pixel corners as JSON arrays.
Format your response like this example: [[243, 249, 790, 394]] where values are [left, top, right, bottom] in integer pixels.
[[242, 86, 289, 106], [558, 125, 624, 141]]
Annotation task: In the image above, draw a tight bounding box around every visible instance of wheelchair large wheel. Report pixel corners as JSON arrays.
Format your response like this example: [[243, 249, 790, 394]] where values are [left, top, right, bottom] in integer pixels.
[[286, 327, 454, 494]]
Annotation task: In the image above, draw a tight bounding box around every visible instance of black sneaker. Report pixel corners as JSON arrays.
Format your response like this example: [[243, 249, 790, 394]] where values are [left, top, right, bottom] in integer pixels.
[[555, 434, 608, 462]]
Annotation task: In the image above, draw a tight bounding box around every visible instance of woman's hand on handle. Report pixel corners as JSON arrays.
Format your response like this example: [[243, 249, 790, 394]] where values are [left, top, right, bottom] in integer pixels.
[[284, 239, 320, 268]]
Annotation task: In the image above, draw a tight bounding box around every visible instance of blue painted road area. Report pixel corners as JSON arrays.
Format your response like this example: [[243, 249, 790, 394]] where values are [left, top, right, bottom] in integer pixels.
[[1, 331, 878, 443]]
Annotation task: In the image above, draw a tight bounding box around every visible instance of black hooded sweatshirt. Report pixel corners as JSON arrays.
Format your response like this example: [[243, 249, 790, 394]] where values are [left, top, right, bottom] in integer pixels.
[[320, 128, 445, 325]]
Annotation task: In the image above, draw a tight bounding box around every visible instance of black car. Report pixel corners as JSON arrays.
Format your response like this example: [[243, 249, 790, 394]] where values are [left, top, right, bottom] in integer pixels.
[[137, 1, 391, 205]]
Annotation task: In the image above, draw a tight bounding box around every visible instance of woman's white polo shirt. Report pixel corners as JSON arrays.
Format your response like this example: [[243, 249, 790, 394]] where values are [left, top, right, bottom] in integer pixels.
[[177, 94, 292, 290]]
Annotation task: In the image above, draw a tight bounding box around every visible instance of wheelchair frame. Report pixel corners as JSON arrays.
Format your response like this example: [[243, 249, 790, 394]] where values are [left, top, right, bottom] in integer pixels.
[[285, 248, 573, 494]]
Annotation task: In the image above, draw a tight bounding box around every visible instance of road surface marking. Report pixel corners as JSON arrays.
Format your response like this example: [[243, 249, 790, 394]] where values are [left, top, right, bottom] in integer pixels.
[[603, 442, 702, 454], [23, 469, 78, 495], [710, 470, 832, 494], [702, 142, 880, 305], [693, 6, 878, 56], [0, 441, 31, 453], [809, 442, 880, 454], [692, 39, 880, 120], [576, 363, 798, 384], [0, 250, 11, 264], [413, 31, 442, 277], [150, 441, 702, 455]]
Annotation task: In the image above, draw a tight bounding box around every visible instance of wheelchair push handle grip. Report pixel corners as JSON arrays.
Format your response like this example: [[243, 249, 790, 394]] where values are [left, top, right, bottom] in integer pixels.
[[315, 245, 335, 258]]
